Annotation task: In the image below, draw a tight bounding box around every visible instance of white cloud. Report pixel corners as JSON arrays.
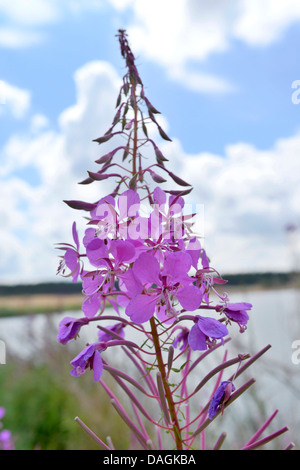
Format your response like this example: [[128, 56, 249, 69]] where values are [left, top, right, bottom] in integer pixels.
[[0, 0, 104, 48], [170, 67, 235, 94], [0, 0, 59, 26], [110, 0, 300, 92], [30, 114, 50, 134], [1, 57, 300, 284], [111, 0, 234, 93], [0, 0, 105, 26], [160, 135, 300, 273], [234, 0, 300, 46], [0, 27, 43, 48], [0, 61, 121, 284], [0, 80, 31, 118]]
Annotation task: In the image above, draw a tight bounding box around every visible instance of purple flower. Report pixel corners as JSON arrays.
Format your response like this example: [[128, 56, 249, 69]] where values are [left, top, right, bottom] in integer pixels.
[[125, 251, 203, 324], [173, 327, 189, 351], [151, 187, 186, 241], [57, 316, 89, 344], [90, 194, 117, 238], [188, 316, 228, 351], [218, 302, 252, 331], [0, 429, 14, 450], [57, 221, 82, 282], [81, 238, 137, 317], [208, 380, 235, 419], [90, 190, 141, 240], [82, 293, 104, 318], [70, 343, 106, 382], [85, 237, 110, 267]]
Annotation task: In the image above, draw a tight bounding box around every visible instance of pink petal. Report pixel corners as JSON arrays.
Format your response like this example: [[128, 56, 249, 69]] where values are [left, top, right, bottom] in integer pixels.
[[110, 239, 136, 265], [92, 195, 116, 220], [127, 216, 150, 241], [83, 228, 96, 247], [153, 186, 167, 208], [92, 351, 103, 382], [132, 253, 161, 285], [186, 238, 201, 269], [162, 251, 192, 282], [86, 238, 108, 266], [169, 194, 184, 214], [197, 316, 228, 339], [72, 221, 80, 250], [156, 304, 176, 325], [118, 189, 140, 219], [82, 273, 104, 296], [176, 285, 202, 311], [116, 294, 130, 308], [188, 323, 207, 351], [64, 248, 78, 271], [82, 294, 101, 318], [125, 294, 158, 324], [226, 302, 252, 311], [119, 269, 143, 297], [201, 249, 209, 269]]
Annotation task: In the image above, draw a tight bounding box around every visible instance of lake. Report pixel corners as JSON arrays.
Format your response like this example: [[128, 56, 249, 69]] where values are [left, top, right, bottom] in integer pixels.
[[1, 287, 299, 449]]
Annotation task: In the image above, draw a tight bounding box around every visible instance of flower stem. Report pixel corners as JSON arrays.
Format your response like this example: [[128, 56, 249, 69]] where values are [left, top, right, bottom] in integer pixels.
[[131, 80, 138, 176], [150, 316, 183, 450]]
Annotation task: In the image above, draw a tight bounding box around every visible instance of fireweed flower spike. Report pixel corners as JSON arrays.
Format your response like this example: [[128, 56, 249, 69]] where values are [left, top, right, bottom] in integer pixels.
[[56, 29, 293, 450], [124, 251, 203, 324]]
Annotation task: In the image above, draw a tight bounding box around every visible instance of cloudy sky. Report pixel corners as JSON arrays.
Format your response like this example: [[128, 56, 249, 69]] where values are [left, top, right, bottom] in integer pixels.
[[1, 0, 300, 284]]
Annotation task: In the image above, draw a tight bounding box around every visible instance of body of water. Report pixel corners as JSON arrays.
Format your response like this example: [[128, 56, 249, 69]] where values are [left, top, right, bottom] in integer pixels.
[[1, 287, 299, 448]]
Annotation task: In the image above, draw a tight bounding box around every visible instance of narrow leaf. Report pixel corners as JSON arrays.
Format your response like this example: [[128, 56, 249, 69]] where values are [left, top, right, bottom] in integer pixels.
[[93, 133, 114, 144], [88, 171, 121, 181], [78, 177, 94, 185], [144, 96, 161, 114], [63, 200, 97, 211], [157, 125, 172, 142], [156, 372, 171, 425], [213, 432, 227, 450], [95, 148, 122, 164], [146, 169, 167, 183], [142, 120, 148, 138], [75, 417, 111, 450], [110, 399, 150, 449], [129, 173, 138, 189], [168, 171, 191, 187], [241, 426, 289, 450], [93, 131, 122, 144], [165, 187, 193, 196]]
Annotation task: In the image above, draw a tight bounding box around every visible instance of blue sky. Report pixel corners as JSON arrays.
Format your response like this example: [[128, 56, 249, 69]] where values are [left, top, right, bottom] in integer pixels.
[[1, 0, 300, 283]]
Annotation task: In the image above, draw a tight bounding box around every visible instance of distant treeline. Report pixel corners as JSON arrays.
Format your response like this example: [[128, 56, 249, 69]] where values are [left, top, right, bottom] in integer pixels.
[[0, 272, 298, 296], [0, 282, 83, 296]]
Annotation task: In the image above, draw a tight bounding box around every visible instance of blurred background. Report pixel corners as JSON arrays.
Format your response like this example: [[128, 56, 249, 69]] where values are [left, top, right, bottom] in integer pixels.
[[0, 0, 300, 450]]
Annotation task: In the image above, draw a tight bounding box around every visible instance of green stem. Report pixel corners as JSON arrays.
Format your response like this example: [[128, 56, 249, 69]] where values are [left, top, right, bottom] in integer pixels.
[[131, 80, 138, 176], [150, 317, 183, 450]]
